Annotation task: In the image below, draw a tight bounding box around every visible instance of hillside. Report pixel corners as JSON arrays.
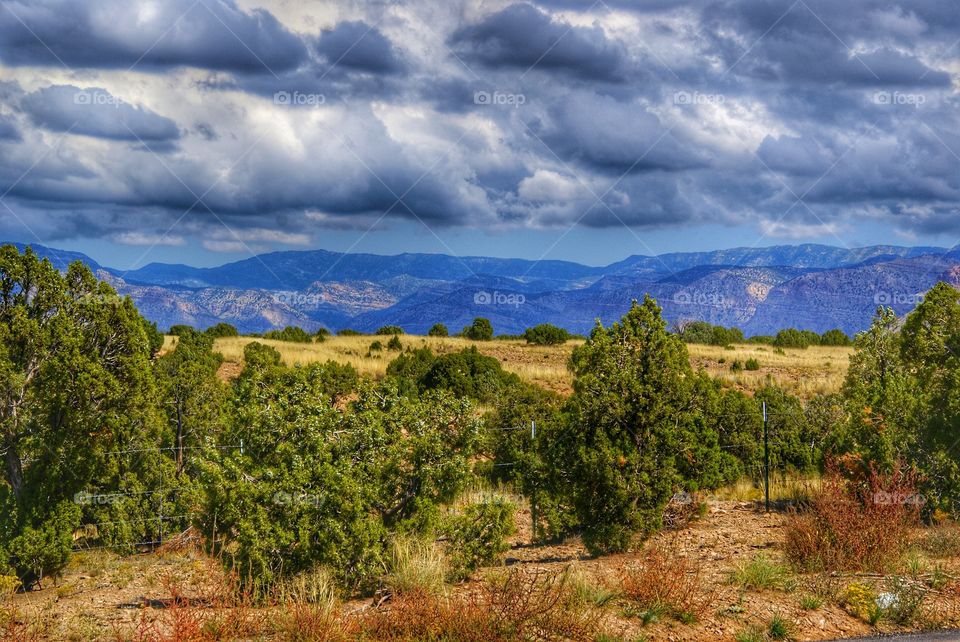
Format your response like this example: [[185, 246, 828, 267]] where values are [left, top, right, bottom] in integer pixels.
[[8, 242, 957, 336]]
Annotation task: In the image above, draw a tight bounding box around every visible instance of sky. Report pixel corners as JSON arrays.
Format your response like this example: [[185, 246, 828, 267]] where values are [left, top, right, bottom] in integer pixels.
[[0, 0, 958, 269]]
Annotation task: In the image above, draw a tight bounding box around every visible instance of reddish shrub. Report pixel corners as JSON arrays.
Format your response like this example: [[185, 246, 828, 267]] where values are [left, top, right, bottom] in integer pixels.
[[619, 540, 714, 621], [785, 460, 920, 572]]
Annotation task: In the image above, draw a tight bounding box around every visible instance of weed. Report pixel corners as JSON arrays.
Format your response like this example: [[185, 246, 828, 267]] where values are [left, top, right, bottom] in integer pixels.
[[619, 542, 714, 623], [767, 614, 792, 640], [734, 625, 766, 642], [800, 595, 823, 610], [728, 553, 790, 590], [785, 460, 918, 573], [385, 537, 449, 596]]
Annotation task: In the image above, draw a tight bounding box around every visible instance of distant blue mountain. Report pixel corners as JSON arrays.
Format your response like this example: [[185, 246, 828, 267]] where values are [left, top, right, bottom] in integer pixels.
[[5, 241, 958, 336]]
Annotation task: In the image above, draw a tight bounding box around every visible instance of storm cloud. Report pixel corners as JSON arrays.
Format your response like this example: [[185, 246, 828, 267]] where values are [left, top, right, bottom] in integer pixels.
[[0, 0, 957, 260]]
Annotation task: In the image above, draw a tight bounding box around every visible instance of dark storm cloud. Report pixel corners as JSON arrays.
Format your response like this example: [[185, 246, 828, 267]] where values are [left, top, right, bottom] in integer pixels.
[[450, 3, 627, 81], [0, 0, 307, 73], [0, 0, 959, 248], [701, 0, 951, 87], [0, 115, 19, 141], [315, 21, 405, 74], [21, 85, 180, 141]]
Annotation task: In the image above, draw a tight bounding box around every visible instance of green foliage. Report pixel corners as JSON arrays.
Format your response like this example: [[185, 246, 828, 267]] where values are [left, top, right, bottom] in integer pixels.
[[388, 347, 521, 404], [387, 335, 403, 351], [745, 358, 760, 371], [168, 324, 195, 336], [730, 360, 743, 372], [369, 340, 383, 352], [677, 321, 744, 346], [204, 322, 239, 338], [0, 246, 167, 587], [461, 317, 494, 341], [376, 325, 404, 336], [337, 328, 363, 336], [558, 297, 726, 554], [444, 499, 516, 580], [199, 360, 479, 592], [427, 323, 449, 337], [263, 326, 314, 343], [773, 328, 820, 349], [819, 328, 851, 346], [522, 324, 571, 346], [747, 335, 775, 345], [728, 553, 790, 590]]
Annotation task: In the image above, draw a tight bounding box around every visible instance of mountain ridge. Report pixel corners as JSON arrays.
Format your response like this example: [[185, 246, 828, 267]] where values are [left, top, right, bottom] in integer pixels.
[[6, 241, 957, 337]]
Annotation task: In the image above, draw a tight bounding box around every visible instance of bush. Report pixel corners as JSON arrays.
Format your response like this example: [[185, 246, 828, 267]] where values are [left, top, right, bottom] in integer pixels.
[[728, 553, 790, 590], [745, 358, 760, 371], [784, 461, 919, 572], [427, 323, 449, 337], [387, 335, 403, 351], [774, 328, 818, 349], [369, 341, 383, 352], [376, 325, 404, 336], [418, 348, 521, 403], [730, 360, 743, 372], [445, 499, 516, 581], [386, 537, 449, 596], [263, 326, 314, 343], [204, 322, 239, 338], [619, 542, 714, 623], [522, 324, 570, 346], [168, 324, 196, 336], [820, 328, 851, 346], [461, 318, 493, 341], [337, 328, 363, 336]]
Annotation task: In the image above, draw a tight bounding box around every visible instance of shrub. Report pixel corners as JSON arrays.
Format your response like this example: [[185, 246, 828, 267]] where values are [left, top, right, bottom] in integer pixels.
[[205, 322, 239, 338], [619, 542, 714, 623], [773, 328, 818, 349], [387, 335, 403, 351], [369, 340, 383, 352], [784, 461, 919, 572], [337, 328, 363, 336], [428, 323, 449, 337], [730, 360, 743, 372], [376, 325, 404, 336], [445, 499, 516, 581], [767, 614, 792, 640], [728, 553, 790, 590], [418, 348, 521, 403], [461, 318, 494, 341], [820, 328, 851, 346], [745, 358, 760, 371], [263, 326, 314, 343], [523, 324, 570, 346], [168, 324, 196, 336], [386, 537, 449, 596]]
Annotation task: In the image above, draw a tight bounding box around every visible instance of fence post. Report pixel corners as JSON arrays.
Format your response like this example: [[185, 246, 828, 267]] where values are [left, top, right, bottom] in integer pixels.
[[530, 420, 537, 543], [763, 401, 770, 512]]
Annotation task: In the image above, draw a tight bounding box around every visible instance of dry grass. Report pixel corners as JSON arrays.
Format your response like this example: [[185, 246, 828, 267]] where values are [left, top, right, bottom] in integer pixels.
[[207, 336, 851, 397], [784, 462, 920, 573], [687, 343, 853, 398], [618, 541, 715, 623]]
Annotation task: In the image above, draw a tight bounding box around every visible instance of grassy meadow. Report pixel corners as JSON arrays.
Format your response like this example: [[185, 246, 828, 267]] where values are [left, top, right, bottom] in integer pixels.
[[179, 334, 854, 398]]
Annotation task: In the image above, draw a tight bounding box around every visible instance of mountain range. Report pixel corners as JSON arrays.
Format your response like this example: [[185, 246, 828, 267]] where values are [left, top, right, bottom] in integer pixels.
[[10, 242, 960, 337]]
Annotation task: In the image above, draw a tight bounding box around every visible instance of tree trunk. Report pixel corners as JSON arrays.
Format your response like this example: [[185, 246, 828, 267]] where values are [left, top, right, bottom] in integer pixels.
[[4, 439, 23, 502], [175, 401, 185, 476]]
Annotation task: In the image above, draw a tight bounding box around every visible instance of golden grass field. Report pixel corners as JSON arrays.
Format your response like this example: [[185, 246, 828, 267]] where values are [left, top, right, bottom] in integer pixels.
[[161, 334, 855, 398]]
